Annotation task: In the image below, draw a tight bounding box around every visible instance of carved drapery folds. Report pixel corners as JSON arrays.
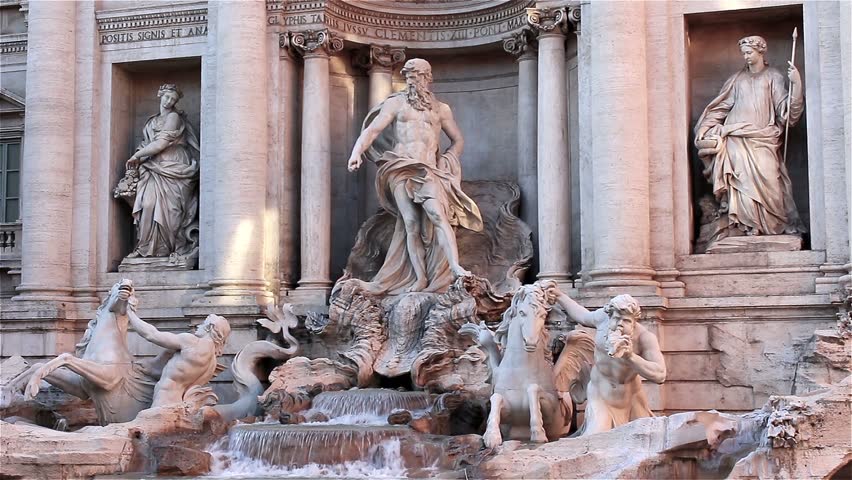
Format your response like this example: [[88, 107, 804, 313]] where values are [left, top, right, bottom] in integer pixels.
[[289, 29, 344, 57]]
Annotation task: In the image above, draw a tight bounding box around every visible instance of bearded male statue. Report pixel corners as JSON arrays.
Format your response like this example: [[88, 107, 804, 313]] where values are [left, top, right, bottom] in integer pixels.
[[346, 58, 483, 295]]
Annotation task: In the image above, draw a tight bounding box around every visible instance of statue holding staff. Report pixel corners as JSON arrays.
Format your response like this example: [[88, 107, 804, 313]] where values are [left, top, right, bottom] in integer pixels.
[[694, 34, 805, 237]]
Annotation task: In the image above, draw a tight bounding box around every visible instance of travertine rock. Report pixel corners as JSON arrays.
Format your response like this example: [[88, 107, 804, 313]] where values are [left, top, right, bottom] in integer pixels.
[[0, 399, 229, 479], [153, 445, 211, 476], [710, 321, 827, 405], [0, 420, 132, 480], [792, 328, 852, 394], [478, 380, 852, 480], [728, 379, 852, 479]]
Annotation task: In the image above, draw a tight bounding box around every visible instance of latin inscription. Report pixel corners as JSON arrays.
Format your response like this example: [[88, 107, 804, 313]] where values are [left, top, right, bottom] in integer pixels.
[[268, 12, 527, 43], [100, 25, 208, 45]]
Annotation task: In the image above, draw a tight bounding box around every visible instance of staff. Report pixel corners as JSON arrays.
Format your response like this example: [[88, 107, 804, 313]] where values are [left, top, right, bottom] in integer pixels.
[[783, 27, 798, 164]]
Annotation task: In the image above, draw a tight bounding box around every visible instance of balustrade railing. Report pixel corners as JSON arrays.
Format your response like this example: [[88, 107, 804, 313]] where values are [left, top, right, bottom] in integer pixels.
[[0, 222, 22, 266]]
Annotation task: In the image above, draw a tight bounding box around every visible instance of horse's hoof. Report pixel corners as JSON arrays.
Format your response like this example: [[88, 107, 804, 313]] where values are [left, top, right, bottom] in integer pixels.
[[24, 381, 40, 400], [530, 429, 548, 443], [483, 431, 502, 449]]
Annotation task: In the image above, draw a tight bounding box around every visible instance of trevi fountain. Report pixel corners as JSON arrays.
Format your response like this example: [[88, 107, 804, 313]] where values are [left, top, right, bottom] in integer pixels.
[[0, 0, 849, 479]]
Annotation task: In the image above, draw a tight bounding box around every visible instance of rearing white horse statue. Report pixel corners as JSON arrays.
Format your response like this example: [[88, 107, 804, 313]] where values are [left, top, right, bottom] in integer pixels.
[[460, 283, 595, 448], [17, 279, 161, 425]]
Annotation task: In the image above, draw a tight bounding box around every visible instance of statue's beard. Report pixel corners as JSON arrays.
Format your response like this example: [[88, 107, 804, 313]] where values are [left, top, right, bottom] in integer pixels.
[[406, 82, 434, 111]]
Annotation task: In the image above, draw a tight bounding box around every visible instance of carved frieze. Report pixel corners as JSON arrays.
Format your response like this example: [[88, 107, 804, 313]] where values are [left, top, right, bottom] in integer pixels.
[[289, 29, 344, 57], [96, 3, 207, 47], [268, 0, 534, 48]]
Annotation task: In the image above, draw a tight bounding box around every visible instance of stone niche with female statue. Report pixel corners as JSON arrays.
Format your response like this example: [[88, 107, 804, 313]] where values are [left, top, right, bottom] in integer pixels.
[[687, 5, 809, 254], [109, 59, 203, 272]]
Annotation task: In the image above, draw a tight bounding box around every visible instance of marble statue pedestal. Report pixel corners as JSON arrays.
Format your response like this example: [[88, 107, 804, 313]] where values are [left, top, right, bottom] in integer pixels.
[[706, 235, 803, 254], [118, 253, 198, 272]]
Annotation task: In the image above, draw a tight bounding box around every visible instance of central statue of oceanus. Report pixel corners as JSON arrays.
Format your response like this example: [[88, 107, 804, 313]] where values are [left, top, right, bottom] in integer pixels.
[[346, 58, 483, 295]]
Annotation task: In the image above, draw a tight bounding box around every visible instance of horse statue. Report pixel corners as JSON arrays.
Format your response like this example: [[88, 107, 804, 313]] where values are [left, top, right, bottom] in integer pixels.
[[460, 283, 595, 448], [16, 279, 161, 425]]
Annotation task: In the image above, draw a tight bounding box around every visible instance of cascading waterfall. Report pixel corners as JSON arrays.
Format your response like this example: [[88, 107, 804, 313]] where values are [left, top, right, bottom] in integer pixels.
[[207, 388, 441, 478], [311, 389, 433, 418], [228, 424, 410, 466]]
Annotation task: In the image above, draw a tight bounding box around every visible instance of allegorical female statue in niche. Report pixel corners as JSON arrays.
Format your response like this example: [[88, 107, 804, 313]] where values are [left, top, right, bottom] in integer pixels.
[[694, 35, 805, 251], [114, 84, 200, 269]]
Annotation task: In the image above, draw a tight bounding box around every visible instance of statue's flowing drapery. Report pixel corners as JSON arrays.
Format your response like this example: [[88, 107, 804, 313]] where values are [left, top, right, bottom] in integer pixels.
[[359, 93, 483, 295], [132, 113, 201, 257], [695, 67, 805, 235]]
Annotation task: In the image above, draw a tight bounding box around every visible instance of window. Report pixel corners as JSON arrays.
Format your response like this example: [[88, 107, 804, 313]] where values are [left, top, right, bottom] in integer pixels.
[[0, 141, 20, 222]]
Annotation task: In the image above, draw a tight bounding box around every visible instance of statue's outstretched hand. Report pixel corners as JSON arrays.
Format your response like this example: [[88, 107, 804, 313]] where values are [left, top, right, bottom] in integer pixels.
[[347, 155, 362, 172], [536, 280, 561, 305]]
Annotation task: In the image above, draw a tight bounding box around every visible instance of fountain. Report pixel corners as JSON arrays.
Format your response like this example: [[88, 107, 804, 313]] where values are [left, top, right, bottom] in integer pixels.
[[211, 387, 482, 478]]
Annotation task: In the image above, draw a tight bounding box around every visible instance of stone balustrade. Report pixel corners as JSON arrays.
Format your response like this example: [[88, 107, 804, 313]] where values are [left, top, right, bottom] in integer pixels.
[[0, 222, 21, 266]]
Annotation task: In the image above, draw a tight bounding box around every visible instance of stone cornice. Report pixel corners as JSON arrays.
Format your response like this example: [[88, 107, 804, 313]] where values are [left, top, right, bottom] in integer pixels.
[[95, 2, 207, 46], [268, 0, 535, 49]]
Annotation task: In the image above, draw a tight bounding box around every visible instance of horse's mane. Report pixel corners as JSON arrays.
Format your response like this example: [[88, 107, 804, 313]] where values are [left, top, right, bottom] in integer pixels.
[[495, 285, 553, 362], [75, 285, 120, 356]]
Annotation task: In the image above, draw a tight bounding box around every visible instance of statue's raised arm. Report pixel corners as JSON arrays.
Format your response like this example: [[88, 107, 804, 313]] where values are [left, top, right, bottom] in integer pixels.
[[344, 58, 482, 295]]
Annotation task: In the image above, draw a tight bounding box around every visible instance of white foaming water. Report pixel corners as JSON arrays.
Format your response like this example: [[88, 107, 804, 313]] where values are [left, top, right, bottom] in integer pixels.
[[207, 436, 409, 479]]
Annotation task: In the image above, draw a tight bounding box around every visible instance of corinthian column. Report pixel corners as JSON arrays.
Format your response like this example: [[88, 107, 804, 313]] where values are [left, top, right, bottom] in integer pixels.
[[504, 29, 538, 274], [586, 1, 655, 289], [355, 45, 405, 217], [528, 8, 571, 284], [292, 30, 344, 302], [203, 0, 269, 303], [14, 0, 76, 302]]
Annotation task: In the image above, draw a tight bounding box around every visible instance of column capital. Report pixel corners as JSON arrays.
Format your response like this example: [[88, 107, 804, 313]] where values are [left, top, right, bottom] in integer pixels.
[[567, 5, 581, 35], [526, 7, 568, 36], [353, 44, 406, 71], [503, 27, 538, 60], [289, 29, 344, 58], [278, 32, 295, 59]]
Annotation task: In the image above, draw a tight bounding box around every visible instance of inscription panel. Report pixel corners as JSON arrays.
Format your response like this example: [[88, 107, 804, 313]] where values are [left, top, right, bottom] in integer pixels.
[[268, 0, 532, 48], [97, 6, 207, 48]]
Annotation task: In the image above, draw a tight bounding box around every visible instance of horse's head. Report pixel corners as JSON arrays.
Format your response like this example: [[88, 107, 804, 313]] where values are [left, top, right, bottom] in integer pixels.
[[497, 284, 551, 352], [104, 279, 136, 316], [76, 279, 137, 357]]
